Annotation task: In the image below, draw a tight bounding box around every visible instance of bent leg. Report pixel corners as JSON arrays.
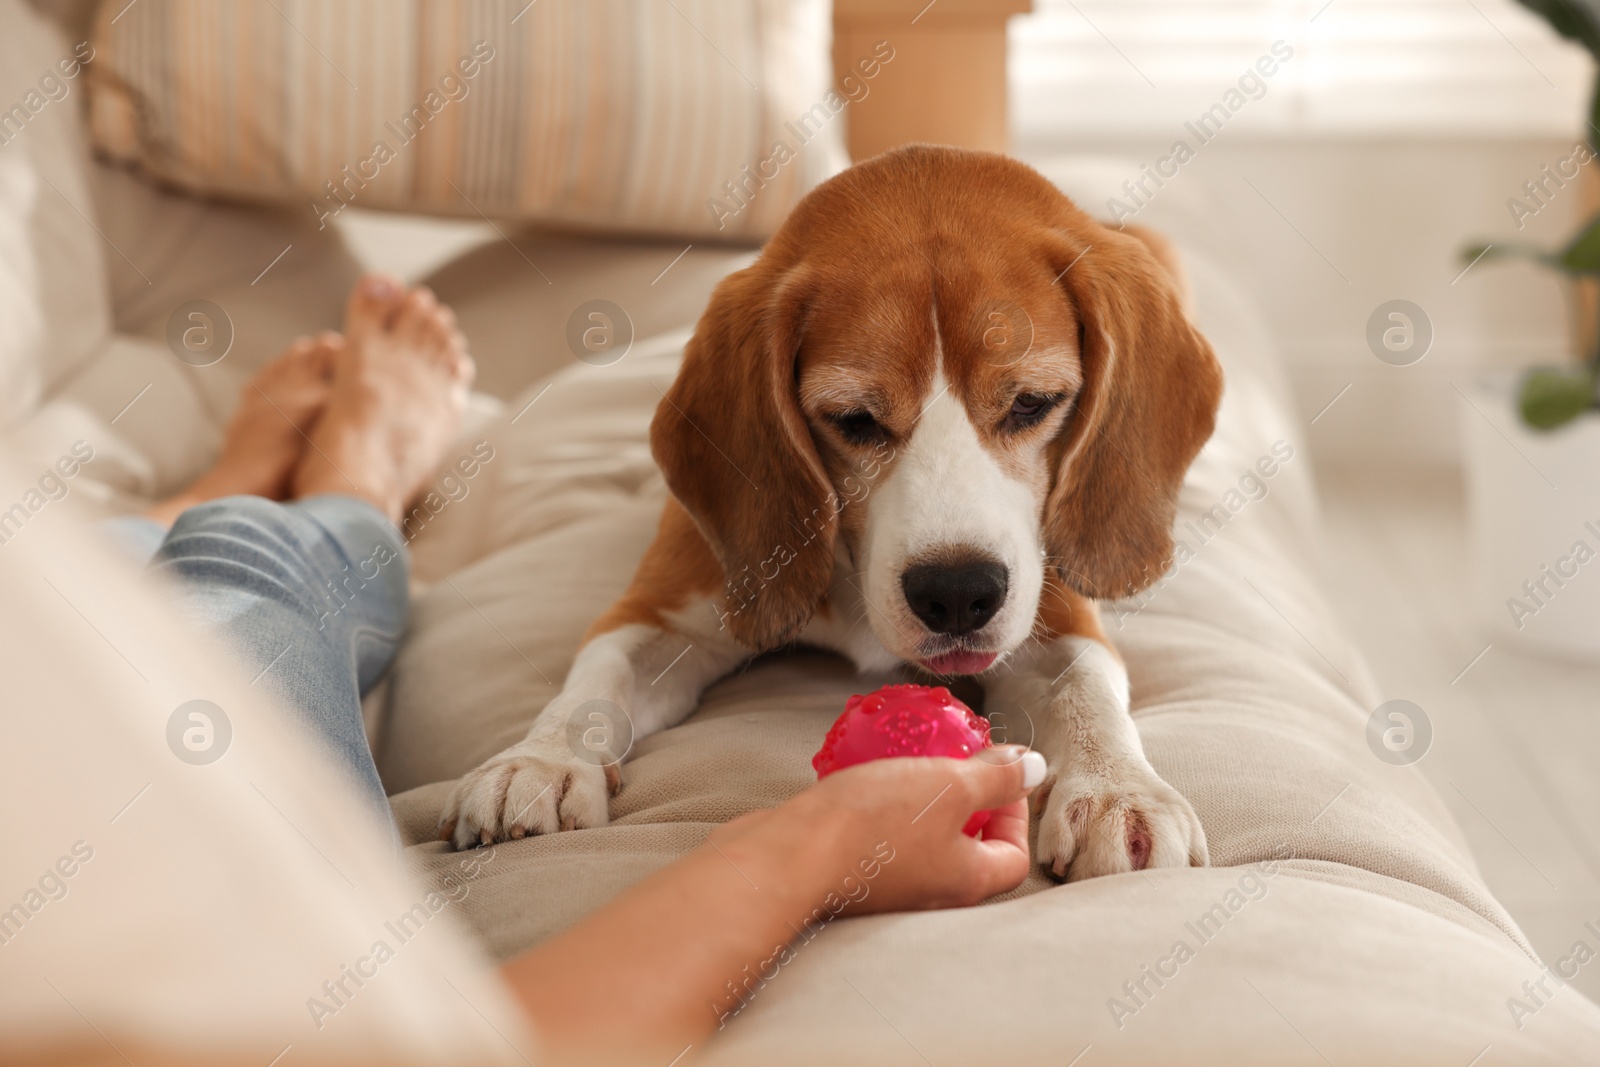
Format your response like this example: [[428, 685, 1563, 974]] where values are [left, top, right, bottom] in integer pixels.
[[150, 494, 408, 836]]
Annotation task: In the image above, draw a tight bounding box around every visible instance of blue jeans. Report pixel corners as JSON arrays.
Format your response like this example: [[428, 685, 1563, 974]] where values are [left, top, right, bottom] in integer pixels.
[[109, 495, 405, 841]]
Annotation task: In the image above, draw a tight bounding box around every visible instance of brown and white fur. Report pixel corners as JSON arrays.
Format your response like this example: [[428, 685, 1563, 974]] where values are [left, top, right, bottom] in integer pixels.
[[440, 146, 1223, 882]]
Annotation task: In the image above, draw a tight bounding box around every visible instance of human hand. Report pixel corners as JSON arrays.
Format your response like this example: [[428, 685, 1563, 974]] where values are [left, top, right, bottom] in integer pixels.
[[719, 747, 1045, 915]]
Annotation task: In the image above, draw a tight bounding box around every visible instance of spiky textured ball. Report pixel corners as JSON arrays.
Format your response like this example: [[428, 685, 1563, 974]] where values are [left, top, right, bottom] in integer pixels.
[[812, 683, 995, 836]]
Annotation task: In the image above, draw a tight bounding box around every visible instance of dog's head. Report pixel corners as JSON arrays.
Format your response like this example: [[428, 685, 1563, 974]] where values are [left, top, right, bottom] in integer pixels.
[[651, 146, 1222, 672]]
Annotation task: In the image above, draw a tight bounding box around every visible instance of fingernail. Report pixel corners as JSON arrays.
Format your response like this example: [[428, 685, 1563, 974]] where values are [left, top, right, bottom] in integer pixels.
[[1021, 751, 1047, 789], [362, 275, 395, 299]]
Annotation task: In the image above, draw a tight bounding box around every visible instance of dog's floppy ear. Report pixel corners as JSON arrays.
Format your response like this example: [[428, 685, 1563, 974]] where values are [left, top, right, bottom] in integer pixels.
[[649, 263, 836, 649], [1042, 224, 1223, 600]]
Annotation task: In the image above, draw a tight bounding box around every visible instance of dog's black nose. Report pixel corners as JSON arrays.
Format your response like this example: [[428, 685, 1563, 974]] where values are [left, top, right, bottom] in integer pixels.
[[901, 560, 1009, 636]]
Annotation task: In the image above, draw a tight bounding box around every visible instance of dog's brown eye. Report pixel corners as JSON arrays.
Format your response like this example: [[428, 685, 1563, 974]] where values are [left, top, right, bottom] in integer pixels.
[[1005, 392, 1061, 431], [829, 410, 885, 446]]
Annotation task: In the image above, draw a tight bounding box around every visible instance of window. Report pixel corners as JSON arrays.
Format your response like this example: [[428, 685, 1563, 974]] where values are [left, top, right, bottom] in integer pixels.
[[1011, 0, 1594, 143]]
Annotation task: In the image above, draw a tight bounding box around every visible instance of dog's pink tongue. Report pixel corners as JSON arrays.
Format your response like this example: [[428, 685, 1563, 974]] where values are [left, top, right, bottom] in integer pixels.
[[920, 650, 997, 676]]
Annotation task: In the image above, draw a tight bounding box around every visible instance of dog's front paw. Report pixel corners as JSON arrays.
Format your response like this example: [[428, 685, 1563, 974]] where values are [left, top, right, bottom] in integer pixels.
[[1036, 762, 1208, 881], [439, 743, 612, 850]]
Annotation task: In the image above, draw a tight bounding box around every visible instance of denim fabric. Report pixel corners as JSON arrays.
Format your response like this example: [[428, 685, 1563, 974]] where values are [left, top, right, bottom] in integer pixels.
[[107, 495, 406, 841]]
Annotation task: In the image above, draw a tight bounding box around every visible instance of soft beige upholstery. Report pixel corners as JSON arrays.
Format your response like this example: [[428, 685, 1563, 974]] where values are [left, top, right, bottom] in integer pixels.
[[422, 239, 756, 402], [0, 0, 109, 425]]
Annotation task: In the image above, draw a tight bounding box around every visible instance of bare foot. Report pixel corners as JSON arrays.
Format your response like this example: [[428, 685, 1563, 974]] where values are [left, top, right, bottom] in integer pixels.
[[145, 335, 338, 526], [290, 275, 474, 521]]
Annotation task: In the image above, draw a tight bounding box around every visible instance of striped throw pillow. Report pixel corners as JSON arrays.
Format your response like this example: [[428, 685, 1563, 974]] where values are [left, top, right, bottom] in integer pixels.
[[87, 0, 847, 239]]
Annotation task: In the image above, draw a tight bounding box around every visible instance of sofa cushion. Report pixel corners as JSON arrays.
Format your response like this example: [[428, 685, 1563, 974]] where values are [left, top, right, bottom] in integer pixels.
[[0, 0, 110, 422], [0, 96, 44, 431], [421, 237, 756, 401], [87, 0, 846, 241]]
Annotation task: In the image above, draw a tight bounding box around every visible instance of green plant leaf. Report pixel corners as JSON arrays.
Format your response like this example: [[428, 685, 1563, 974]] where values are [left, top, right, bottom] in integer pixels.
[[1516, 0, 1600, 59], [1457, 240, 1561, 272], [1561, 215, 1600, 273], [1519, 366, 1597, 429], [1515, 1, 1600, 151]]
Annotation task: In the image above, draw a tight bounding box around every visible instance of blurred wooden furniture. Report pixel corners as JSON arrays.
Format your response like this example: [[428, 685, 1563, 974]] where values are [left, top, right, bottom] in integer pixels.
[[831, 0, 1032, 161]]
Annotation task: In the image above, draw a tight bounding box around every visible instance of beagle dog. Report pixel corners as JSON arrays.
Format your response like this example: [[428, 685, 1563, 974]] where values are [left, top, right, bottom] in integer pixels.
[[441, 145, 1223, 881]]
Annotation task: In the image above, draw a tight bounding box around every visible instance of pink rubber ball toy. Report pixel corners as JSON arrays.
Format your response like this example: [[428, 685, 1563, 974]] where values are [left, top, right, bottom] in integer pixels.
[[812, 683, 996, 837]]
